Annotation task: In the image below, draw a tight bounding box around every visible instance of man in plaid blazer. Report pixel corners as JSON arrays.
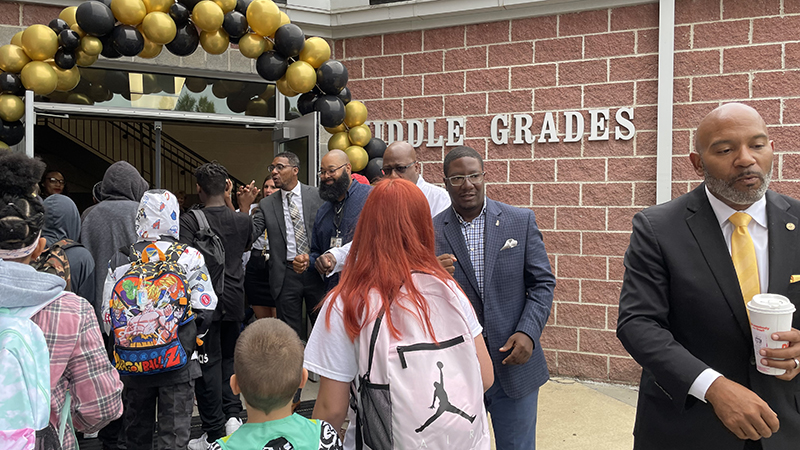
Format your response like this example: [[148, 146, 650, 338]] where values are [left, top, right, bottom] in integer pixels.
[[433, 146, 555, 450]]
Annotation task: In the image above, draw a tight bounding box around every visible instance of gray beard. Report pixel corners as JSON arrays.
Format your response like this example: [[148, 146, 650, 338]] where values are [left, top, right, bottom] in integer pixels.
[[703, 166, 771, 206]]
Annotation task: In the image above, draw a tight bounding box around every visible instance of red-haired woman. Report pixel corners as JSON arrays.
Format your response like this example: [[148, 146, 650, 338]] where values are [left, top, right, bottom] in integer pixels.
[[304, 178, 493, 450]]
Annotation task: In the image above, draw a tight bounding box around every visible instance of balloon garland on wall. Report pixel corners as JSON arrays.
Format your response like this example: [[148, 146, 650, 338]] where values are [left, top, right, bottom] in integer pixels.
[[0, 0, 385, 180]]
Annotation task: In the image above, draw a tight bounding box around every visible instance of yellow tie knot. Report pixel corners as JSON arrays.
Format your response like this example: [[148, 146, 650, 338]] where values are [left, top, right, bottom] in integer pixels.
[[729, 212, 752, 228]]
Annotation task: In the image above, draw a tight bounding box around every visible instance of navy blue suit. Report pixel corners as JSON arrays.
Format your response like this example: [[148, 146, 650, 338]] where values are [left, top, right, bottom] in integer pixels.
[[433, 199, 555, 398]]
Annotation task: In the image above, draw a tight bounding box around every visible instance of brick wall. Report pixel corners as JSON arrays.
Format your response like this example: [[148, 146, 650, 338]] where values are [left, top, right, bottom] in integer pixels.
[[332, 0, 800, 384]]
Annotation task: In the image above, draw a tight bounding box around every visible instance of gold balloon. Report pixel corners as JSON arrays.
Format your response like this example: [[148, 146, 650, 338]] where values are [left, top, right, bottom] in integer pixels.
[[328, 132, 350, 151], [285, 61, 315, 94], [325, 123, 347, 134], [213, 0, 236, 13], [142, 12, 177, 44], [79, 36, 102, 56], [75, 49, 98, 67], [66, 93, 93, 105], [219, 80, 243, 93], [52, 65, 81, 92], [59, 6, 78, 27], [143, 0, 173, 13], [112, 0, 148, 25], [200, 29, 229, 55], [247, 0, 281, 37], [0, 45, 31, 73], [238, 33, 267, 59], [258, 84, 275, 100], [345, 145, 369, 172], [245, 98, 269, 116], [139, 40, 163, 59], [299, 37, 331, 69], [348, 124, 372, 147], [21, 25, 58, 61], [276, 76, 297, 97], [0, 95, 24, 122], [268, 11, 290, 38], [193, 1, 224, 32], [0, 141, 8, 150], [70, 23, 87, 38], [344, 101, 367, 128], [11, 31, 23, 47], [185, 78, 207, 93], [21, 61, 58, 95]]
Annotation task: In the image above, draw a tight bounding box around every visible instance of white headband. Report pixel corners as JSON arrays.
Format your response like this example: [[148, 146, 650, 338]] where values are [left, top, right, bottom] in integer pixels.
[[0, 232, 41, 259]]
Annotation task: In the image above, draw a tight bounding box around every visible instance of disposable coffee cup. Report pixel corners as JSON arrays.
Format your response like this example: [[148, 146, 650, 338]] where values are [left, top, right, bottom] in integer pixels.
[[746, 294, 796, 375]]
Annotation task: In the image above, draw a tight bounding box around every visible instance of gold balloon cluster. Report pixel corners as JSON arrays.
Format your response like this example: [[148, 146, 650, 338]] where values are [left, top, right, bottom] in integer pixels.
[[325, 101, 370, 171]]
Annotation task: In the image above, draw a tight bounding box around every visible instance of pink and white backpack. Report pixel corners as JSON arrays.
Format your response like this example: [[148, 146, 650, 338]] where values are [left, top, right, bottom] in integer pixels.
[[354, 273, 490, 450]]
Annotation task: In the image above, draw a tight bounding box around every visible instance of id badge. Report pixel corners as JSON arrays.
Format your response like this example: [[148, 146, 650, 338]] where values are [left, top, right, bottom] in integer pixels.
[[330, 237, 343, 248]]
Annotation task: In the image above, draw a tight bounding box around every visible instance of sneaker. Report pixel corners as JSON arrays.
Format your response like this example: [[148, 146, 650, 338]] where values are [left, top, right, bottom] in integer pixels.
[[225, 417, 243, 436], [188, 432, 211, 450]]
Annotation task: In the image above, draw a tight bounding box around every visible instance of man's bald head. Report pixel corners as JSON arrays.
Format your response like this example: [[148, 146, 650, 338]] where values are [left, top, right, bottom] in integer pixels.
[[695, 103, 768, 154], [382, 141, 420, 183], [321, 149, 350, 167]]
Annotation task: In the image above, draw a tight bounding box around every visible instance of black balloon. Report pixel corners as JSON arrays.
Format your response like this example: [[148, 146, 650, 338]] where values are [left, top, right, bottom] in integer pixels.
[[58, 30, 81, 51], [223, 11, 248, 40], [169, 2, 191, 26], [337, 86, 351, 105], [76, 1, 116, 37], [235, 0, 254, 14], [362, 157, 383, 183], [54, 49, 76, 70], [49, 18, 70, 34], [241, 82, 266, 98], [364, 137, 387, 160], [105, 71, 130, 95], [0, 73, 24, 96], [0, 120, 24, 146], [226, 93, 250, 113], [314, 95, 345, 128], [111, 25, 144, 57], [177, 0, 202, 10], [297, 92, 317, 115], [100, 33, 122, 58], [100, 0, 112, 6], [255, 51, 288, 82], [273, 24, 305, 58], [316, 60, 348, 95], [166, 22, 200, 57]]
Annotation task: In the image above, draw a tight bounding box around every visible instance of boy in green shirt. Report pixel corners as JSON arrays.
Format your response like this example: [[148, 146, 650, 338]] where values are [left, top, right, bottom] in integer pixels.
[[210, 319, 342, 450]]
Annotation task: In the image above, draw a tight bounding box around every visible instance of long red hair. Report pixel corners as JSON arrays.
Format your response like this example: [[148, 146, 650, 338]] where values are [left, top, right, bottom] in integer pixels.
[[324, 178, 454, 341]]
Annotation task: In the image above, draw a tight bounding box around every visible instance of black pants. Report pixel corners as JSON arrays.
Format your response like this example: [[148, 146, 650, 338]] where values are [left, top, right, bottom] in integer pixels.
[[123, 381, 194, 450], [195, 321, 242, 441], [275, 262, 325, 340]]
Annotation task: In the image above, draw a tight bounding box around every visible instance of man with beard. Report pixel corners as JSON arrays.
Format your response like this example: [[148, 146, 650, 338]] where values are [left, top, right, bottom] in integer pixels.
[[617, 103, 800, 450], [308, 150, 370, 291]]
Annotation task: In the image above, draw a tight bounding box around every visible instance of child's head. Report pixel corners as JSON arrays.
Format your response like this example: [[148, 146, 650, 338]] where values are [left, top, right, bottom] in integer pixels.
[[232, 318, 306, 415], [0, 153, 47, 263]]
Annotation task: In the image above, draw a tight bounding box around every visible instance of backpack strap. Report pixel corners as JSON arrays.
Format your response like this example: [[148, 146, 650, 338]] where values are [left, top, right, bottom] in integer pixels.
[[364, 309, 384, 380], [58, 389, 73, 446], [191, 209, 211, 233]]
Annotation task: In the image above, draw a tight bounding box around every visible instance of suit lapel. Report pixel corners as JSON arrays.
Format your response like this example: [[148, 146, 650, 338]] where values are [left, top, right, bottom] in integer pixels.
[[442, 209, 481, 296], [766, 190, 798, 296], [483, 200, 504, 290], [271, 190, 287, 241], [685, 186, 751, 340]]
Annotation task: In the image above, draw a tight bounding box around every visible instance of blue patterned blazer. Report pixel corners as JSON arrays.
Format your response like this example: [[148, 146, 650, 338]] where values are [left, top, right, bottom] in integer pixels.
[[434, 198, 555, 399]]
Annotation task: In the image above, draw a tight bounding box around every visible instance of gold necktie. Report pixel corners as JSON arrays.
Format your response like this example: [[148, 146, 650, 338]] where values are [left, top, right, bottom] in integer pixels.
[[729, 212, 760, 309]]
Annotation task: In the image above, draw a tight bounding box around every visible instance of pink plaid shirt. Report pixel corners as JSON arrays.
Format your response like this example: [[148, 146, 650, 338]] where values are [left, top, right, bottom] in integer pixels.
[[31, 292, 123, 450]]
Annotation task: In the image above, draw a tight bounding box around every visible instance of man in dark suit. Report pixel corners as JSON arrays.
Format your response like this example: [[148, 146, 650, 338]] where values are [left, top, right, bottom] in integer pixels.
[[617, 103, 800, 450], [433, 146, 555, 450], [246, 152, 325, 339]]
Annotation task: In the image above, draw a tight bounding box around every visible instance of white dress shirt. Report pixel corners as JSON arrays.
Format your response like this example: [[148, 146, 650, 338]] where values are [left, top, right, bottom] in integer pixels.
[[281, 183, 304, 260], [689, 187, 768, 402]]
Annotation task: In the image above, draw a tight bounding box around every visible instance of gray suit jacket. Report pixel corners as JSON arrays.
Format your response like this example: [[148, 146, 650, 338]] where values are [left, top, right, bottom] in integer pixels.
[[433, 199, 555, 399], [617, 186, 800, 450], [251, 183, 324, 299]]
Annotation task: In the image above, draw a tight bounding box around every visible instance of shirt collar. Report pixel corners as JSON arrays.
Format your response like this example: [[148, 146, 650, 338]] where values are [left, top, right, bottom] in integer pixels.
[[454, 203, 487, 225], [416, 176, 427, 188], [705, 185, 768, 229], [281, 182, 302, 200]]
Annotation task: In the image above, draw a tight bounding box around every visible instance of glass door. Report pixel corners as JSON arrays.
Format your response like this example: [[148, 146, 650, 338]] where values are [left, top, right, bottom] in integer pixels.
[[273, 111, 319, 186]]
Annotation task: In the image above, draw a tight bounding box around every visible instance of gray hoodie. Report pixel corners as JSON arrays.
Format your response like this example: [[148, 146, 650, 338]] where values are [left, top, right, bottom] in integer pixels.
[[0, 259, 65, 318], [42, 194, 95, 302], [80, 161, 149, 321]]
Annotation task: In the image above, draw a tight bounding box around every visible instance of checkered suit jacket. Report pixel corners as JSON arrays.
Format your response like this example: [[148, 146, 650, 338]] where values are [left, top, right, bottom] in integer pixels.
[[434, 198, 555, 399]]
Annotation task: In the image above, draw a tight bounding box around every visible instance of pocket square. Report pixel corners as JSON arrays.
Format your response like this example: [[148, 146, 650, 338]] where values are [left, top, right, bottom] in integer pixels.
[[791, 275, 800, 283], [501, 238, 518, 251]]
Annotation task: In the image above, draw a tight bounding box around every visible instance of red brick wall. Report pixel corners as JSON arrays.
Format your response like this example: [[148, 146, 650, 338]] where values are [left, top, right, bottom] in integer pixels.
[[333, 0, 800, 384]]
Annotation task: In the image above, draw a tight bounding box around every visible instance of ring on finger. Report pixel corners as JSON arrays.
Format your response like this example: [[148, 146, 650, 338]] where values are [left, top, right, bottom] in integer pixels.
[[793, 358, 800, 370]]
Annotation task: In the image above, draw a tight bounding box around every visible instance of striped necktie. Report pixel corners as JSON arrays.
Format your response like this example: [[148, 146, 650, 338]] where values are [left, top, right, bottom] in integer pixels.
[[729, 212, 760, 311], [287, 192, 309, 254]]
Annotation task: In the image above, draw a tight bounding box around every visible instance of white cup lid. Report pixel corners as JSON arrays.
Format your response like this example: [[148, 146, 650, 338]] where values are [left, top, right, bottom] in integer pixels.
[[747, 294, 797, 314]]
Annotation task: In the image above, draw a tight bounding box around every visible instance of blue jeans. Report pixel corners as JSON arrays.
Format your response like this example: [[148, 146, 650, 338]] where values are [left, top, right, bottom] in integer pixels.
[[485, 382, 540, 450]]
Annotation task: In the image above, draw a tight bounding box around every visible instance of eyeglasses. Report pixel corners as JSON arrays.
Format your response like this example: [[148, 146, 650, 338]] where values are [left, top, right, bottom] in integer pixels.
[[47, 177, 65, 186], [268, 163, 297, 172], [445, 172, 485, 186], [382, 161, 416, 176], [318, 163, 347, 178]]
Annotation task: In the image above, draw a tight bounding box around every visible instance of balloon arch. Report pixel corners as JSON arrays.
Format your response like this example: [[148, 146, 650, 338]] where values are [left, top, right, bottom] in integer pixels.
[[0, 0, 387, 181]]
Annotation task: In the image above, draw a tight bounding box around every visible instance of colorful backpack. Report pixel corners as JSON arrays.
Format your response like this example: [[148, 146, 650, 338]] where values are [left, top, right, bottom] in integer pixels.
[[30, 239, 80, 292], [354, 274, 490, 450], [109, 242, 194, 376], [0, 312, 51, 450]]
